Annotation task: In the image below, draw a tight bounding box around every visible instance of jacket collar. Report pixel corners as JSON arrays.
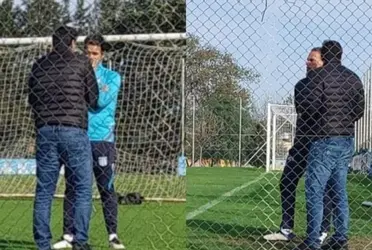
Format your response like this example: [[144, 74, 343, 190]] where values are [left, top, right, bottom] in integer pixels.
[[323, 57, 341, 66]]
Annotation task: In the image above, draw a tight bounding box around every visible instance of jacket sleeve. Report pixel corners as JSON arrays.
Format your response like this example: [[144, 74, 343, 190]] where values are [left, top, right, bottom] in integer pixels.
[[84, 59, 99, 110], [97, 72, 121, 109], [294, 79, 304, 114], [28, 62, 38, 110], [352, 75, 365, 123], [305, 69, 324, 114]]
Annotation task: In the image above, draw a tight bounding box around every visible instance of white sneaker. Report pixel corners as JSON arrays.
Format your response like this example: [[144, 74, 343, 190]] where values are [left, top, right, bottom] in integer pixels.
[[109, 234, 125, 249], [52, 234, 73, 249], [319, 232, 328, 245], [263, 228, 296, 241], [362, 201, 372, 207]]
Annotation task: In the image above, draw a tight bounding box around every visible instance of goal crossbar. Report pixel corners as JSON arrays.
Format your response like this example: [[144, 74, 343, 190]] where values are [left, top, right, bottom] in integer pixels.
[[0, 32, 187, 45]]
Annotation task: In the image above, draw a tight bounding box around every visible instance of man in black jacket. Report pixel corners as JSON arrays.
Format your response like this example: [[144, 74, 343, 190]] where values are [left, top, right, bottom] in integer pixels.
[[29, 26, 99, 250], [264, 48, 332, 244], [293, 41, 365, 250]]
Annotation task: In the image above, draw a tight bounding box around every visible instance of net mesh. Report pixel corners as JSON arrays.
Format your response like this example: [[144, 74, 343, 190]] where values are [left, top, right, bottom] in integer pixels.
[[266, 104, 296, 171], [0, 41, 186, 201]]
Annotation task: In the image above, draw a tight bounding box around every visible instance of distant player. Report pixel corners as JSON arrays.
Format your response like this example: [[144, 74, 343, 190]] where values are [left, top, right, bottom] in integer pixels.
[[53, 34, 125, 250]]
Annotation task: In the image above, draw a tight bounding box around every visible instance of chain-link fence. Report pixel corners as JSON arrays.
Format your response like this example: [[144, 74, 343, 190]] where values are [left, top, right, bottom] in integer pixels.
[[186, 1, 372, 250], [0, 0, 185, 249], [1, 0, 372, 250]]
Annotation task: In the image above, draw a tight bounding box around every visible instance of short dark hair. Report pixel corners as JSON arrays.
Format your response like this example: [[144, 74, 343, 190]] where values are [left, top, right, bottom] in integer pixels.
[[52, 26, 78, 51], [311, 47, 321, 53], [321, 40, 342, 62], [84, 34, 108, 52]]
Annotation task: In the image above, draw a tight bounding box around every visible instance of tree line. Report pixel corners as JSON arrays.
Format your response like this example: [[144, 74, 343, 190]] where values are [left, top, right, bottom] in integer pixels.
[[0, 0, 185, 36]]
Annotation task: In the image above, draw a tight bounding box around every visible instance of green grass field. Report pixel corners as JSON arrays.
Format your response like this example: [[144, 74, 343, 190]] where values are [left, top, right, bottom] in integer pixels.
[[0, 173, 186, 200], [186, 167, 372, 250], [0, 174, 186, 250]]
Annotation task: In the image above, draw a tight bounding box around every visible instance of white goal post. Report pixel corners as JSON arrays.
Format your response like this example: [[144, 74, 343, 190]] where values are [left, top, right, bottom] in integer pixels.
[[266, 103, 297, 172], [0, 32, 187, 202], [0, 32, 187, 45]]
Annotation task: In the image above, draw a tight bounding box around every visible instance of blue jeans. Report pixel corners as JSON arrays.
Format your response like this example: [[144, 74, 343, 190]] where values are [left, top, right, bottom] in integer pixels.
[[280, 137, 332, 233], [305, 137, 354, 248], [33, 126, 93, 250]]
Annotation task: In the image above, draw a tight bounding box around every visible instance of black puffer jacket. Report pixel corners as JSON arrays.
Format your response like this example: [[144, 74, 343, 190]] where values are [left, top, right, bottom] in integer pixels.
[[300, 58, 365, 140], [294, 77, 317, 139], [28, 49, 98, 130]]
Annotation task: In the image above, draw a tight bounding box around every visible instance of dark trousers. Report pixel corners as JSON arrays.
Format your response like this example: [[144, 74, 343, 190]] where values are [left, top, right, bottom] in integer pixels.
[[63, 141, 118, 235], [280, 137, 332, 232], [33, 126, 93, 250]]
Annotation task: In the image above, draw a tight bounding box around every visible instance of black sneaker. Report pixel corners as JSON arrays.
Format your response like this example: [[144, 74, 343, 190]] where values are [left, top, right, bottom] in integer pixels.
[[293, 242, 320, 250], [321, 238, 348, 250], [72, 243, 92, 250]]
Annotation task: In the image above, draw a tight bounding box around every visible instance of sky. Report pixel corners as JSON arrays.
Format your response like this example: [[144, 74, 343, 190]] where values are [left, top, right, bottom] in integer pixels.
[[186, 0, 372, 107]]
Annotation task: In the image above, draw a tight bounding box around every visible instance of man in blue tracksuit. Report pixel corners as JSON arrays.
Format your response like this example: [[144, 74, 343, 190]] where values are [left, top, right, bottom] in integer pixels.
[[53, 34, 125, 250]]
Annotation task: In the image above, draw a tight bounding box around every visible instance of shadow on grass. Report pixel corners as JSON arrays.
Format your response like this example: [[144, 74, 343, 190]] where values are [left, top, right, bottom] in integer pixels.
[[187, 219, 372, 250], [187, 218, 268, 237], [187, 219, 297, 250]]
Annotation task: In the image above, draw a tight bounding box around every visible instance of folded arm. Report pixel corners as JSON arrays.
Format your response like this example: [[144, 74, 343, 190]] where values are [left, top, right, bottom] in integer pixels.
[[97, 72, 121, 109]]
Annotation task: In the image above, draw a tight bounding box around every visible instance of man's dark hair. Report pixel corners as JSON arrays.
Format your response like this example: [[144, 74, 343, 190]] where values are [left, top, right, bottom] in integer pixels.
[[321, 40, 343, 63], [311, 47, 321, 53], [84, 34, 108, 52], [52, 26, 78, 51]]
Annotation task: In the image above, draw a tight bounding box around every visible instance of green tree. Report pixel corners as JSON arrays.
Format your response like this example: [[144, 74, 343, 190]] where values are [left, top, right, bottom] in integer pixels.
[[186, 36, 262, 165], [73, 0, 92, 35], [21, 0, 63, 36], [117, 0, 185, 34], [13, 5, 27, 34], [97, 0, 185, 35], [0, 0, 18, 36], [61, 0, 71, 24], [98, 0, 122, 34]]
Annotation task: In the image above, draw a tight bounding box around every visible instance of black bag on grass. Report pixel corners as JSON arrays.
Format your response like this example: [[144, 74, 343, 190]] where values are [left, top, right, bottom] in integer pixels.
[[117, 192, 144, 205]]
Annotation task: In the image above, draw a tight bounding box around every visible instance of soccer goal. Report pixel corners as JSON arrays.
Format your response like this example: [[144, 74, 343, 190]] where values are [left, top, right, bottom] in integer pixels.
[[0, 33, 186, 202], [266, 103, 297, 172], [266, 101, 372, 175]]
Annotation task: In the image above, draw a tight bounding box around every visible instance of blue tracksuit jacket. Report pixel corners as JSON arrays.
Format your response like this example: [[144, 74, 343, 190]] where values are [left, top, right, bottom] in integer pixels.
[[88, 63, 122, 142]]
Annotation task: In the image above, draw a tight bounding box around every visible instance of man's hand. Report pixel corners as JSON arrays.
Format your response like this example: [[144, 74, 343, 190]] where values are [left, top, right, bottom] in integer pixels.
[[91, 59, 99, 69]]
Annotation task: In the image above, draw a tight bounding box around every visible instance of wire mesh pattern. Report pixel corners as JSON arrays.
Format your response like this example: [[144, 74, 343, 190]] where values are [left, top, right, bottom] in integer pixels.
[[0, 0, 185, 250], [0, 42, 185, 199], [186, 1, 372, 250]]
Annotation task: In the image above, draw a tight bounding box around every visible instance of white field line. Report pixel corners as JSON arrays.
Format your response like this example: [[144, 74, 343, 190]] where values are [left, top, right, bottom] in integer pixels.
[[186, 173, 266, 220]]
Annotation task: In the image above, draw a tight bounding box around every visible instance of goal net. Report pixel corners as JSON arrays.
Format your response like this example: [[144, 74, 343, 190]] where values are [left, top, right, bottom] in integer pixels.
[[266, 101, 372, 175], [266, 103, 296, 172], [0, 33, 186, 201]]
